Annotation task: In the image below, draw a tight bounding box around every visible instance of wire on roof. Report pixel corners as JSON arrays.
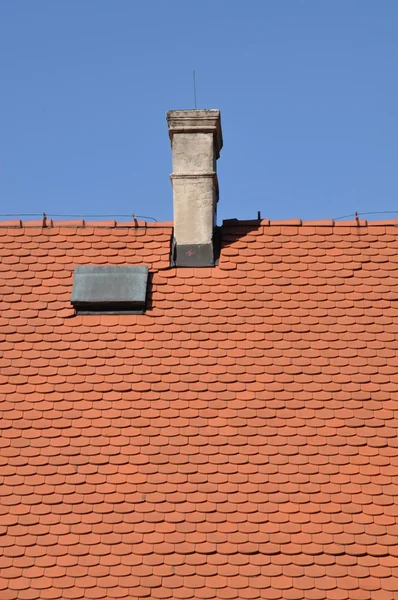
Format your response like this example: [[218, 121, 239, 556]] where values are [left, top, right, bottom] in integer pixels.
[[1, 211, 397, 223], [0, 213, 158, 222], [333, 211, 398, 221]]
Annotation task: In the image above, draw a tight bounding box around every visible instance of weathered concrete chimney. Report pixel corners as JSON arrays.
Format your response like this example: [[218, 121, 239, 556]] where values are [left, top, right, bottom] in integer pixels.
[[167, 109, 223, 267]]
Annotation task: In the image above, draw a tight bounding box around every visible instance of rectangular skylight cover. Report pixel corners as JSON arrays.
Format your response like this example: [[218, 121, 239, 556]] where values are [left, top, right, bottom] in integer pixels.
[[71, 266, 148, 313]]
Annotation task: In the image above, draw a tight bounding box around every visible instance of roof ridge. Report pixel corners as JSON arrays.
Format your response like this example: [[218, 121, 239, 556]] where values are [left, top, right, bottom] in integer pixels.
[[0, 216, 398, 229], [223, 218, 398, 227]]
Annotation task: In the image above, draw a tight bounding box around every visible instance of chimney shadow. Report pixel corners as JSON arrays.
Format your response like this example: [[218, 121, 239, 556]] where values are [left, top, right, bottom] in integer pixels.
[[216, 218, 263, 264]]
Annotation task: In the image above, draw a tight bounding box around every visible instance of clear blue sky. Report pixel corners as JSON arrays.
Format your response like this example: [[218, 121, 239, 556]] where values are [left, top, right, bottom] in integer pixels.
[[0, 1, 397, 223]]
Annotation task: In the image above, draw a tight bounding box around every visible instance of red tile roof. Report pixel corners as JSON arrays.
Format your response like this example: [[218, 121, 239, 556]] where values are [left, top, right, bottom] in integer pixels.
[[1, 218, 398, 599]]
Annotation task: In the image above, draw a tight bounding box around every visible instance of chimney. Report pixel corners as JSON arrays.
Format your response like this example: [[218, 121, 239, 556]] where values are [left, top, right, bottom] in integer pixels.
[[167, 109, 223, 267]]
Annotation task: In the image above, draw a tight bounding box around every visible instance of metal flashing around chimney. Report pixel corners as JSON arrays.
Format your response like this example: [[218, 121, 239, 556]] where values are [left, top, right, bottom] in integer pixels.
[[175, 243, 214, 268], [167, 109, 223, 267], [71, 265, 148, 314]]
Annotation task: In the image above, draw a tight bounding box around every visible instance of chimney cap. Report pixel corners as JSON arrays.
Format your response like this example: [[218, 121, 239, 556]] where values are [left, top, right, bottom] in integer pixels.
[[167, 109, 223, 158]]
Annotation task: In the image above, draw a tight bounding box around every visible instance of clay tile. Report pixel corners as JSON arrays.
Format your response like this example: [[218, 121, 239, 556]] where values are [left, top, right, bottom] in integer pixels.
[[302, 220, 335, 226], [368, 219, 398, 226], [84, 220, 117, 227], [52, 220, 86, 227], [271, 219, 302, 226], [0, 219, 22, 227], [334, 219, 367, 227]]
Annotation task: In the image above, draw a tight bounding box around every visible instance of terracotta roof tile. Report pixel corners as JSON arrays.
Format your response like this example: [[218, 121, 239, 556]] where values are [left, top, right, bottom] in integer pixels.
[[0, 219, 398, 596]]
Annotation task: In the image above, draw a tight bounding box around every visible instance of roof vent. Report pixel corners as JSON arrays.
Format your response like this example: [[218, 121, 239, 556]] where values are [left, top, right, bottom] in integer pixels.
[[71, 266, 148, 314]]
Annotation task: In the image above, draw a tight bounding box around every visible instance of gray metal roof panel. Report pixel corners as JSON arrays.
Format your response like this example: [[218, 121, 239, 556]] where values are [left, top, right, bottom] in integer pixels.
[[71, 265, 148, 307]]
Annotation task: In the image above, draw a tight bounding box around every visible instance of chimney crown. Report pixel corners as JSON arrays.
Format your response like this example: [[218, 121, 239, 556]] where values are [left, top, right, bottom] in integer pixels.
[[167, 109, 223, 158]]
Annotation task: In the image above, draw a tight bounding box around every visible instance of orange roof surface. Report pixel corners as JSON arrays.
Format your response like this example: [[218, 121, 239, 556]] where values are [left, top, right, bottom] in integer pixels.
[[1, 217, 398, 599]]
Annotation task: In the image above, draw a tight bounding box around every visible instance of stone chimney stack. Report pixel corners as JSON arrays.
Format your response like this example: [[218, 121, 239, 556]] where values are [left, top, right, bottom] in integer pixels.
[[167, 109, 223, 267]]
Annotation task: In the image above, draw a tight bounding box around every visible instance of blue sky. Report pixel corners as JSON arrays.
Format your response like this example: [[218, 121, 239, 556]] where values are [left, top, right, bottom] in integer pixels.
[[0, 1, 397, 223]]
